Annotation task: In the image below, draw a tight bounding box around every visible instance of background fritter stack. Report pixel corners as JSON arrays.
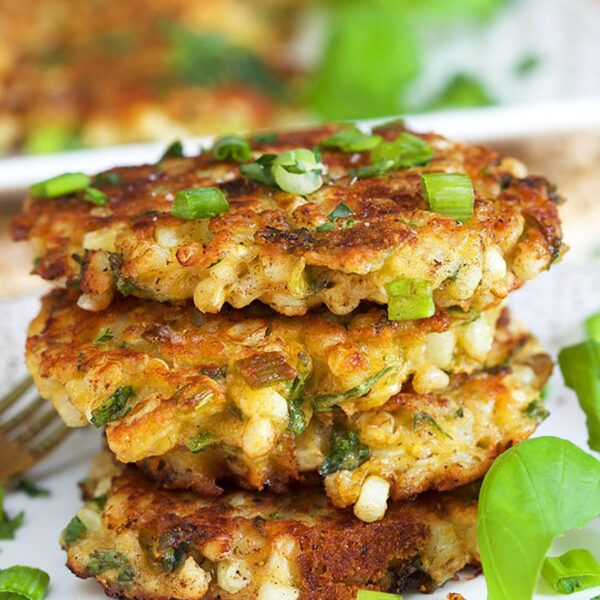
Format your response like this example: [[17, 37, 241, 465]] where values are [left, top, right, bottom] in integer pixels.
[[12, 121, 563, 599]]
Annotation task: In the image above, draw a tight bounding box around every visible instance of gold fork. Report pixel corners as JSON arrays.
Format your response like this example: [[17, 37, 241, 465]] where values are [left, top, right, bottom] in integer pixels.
[[0, 375, 70, 483]]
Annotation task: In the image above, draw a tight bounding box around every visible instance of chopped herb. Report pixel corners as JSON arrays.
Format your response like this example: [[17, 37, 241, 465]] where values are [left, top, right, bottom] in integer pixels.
[[319, 427, 369, 476], [318, 128, 382, 152], [356, 591, 403, 599], [421, 173, 474, 223], [213, 135, 252, 163], [413, 411, 453, 439], [91, 494, 107, 511], [271, 149, 323, 195], [83, 187, 108, 206], [236, 352, 297, 388], [158, 140, 183, 164], [185, 432, 216, 453], [86, 549, 135, 582], [370, 132, 433, 169], [15, 480, 50, 497], [253, 132, 278, 144], [515, 54, 542, 77], [287, 353, 311, 435], [62, 516, 87, 547], [426, 73, 494, 110], [524, 398, 549, 421], [92, 172, 122, 186], [447, 265, 461, 282], [316, 222, 335, 232], [156, 528, 190, 572], [350, 159, 394, 179], [92, 328, 114, 350], [0, 487, 25, 540], [240, 154, 278, 188], [386, 278, 435, 321], [0, 565, 50, 600], [30, 172, 90, 199], [455, 407, 464, 418], [541, 549, 600, 594], [327, 202, 355, 222], [171, 187, 229, 220], [90, 386, 133, 428], [313, 366, 394, 411]]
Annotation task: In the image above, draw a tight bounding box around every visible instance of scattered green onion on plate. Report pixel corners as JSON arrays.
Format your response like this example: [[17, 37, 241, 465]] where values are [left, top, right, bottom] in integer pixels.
[[271, 148, 323, 195], [541, 549, 600, 594], [421, 173, 474, 222], [0, 566, 50, 600], [213, 135, 252, 163], [29, 172, 90, 199], [171, 187, 230, 220]]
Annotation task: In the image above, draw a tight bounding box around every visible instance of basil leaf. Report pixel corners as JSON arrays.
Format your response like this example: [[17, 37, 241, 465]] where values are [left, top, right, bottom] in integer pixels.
[[478, 436, 600, 600]]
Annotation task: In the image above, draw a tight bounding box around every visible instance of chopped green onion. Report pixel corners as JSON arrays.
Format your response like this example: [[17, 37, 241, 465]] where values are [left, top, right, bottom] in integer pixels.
[[316, 222, 335, 232], [370, 132, 433, 169], [92, 172, 122, 186], [213, 135, 252, 163], [171, 187, 229, 220], [386, 278, 434, 321], [15, 480, 49, 498], [286, 353, 311, 436], [350, 159, 394, 179], [252, 132, 278, 144], [186, 432, 216, 453], [356, 591, 402, 600], [90, 386, 133, 428], [541, 549, 600, 594], [319, 427, 369, 476], [83, 187, 108, 206], [0, 566, 50, 600], [239, 154, 278, 188], [318, 128, 382, 152], [421, 173, 474, 222], [92, 327, 114, 350], [586, 311, 600, 342], [558, 340, 600, 451], [62, 516, 87, 547], [86, 549, 135, 582], [30, 172, 90, 199], [272, 149, 323, 195], [0, 487, 24, 540], [328, 202, 355, 222], [524, 398, 549, 421], [313, 366, 394, 411], [158, 140, 183, 163], [413, 411, 452, 439], [236, 352, 297, 388]]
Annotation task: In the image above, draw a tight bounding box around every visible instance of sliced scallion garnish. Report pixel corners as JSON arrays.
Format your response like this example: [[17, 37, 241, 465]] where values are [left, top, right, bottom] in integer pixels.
[[272, 149, 323, 195], [0, 566, 50, 600], [370, 132, 433, 169], [186, 432, 216, 453], [252, 132, 278, 144], [541, 549, 600, 594], [350, 159, 394, 179], [239, 154, 278, 188], [92, 172, 122, 186], [421, 173, 474, 222], [319, 127, 382, 152], [90, 386, 133, 428], [159, 140, 183, 163], [213, 135, 252, 163], [0, 487, 24, 540], [83, 187, 108, 206], [171, 187, 229, 220], [386, 278, 434, 321], [30, 172, 90, 199]]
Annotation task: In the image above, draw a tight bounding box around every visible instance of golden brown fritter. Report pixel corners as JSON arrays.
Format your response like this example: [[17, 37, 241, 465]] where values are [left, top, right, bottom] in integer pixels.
[[0, 0, 300, 153], [62, 453, 480, 600], [27, 290, 550, 516], [12, 122, 565, 315]]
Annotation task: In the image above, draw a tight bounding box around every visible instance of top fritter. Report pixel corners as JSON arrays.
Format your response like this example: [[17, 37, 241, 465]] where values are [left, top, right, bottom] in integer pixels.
[[11, 122, 565, 316]]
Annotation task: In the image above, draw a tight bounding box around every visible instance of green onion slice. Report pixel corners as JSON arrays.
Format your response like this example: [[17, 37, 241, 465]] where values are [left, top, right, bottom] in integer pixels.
[[319, 128, 382, 153], [92, 172, 122, 186], [313, 366, 394, 412], [239, 154, 278, 188], [356, 591, 402, 599], [350, 159, 394, 179], [213, 135, 252, 163], [0, 566, 50, 600], [252, 132, 278, 144], [271, 149, 323, 195], [90, 386, 133, 428], [386, 278, 435, 321], [83, 187, 108, 206], [316, 222, 335, 232], [186, 432, 216, 453], [0, 487, 25, 540], [541, 549, 600, 594], [586, 311, 600, 342], [159, 140, 183, 163], [30, 172, 90, 199], [370, 132, 433, 169], [558, 339, 600, 451], [421, 173, 474, 222], [171, 187, 229, 220], [286, 354, 311, 436]]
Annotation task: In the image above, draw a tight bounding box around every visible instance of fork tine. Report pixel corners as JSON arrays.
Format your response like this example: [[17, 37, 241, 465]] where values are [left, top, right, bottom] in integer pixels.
[[0, 396, 46, 434], [0, 376, 33, 416], [14, 408, 59, 445], [30, 423, 71, 459]]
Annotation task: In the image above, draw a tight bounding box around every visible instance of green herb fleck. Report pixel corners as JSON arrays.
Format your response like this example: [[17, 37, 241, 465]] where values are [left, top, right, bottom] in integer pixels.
[[158, 140, 183, 164], [62, 516, 87, 547], [239, 154, 278, 188], [86, 549, 135, 582], [0, 487, 25, 540], [90, 386, 133, 428], [185, 432, 216, 453], [15, 480, 50, 497], [319, 427, 369, 476], [413, 411, 453, 439], [92, 172, 122, 186], [213, 135, 252, 163], [92, 328, 114, 350]]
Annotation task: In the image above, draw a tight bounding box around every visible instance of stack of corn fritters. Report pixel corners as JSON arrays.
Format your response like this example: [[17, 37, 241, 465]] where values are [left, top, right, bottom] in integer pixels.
[[12, 121, 564, 599]]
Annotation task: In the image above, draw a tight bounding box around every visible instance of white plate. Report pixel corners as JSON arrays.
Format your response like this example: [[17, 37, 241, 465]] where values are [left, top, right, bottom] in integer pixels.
[[1, 260, 600, 599]]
